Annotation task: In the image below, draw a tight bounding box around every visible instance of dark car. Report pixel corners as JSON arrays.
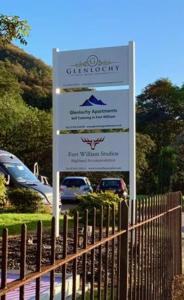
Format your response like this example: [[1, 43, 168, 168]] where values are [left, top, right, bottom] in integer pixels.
[[96, 177, 128, 197], [0, 149, 53, 206]]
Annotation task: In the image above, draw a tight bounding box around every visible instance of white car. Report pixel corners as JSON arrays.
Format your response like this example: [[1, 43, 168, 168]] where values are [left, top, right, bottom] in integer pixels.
[[60, 176, 93, 201]]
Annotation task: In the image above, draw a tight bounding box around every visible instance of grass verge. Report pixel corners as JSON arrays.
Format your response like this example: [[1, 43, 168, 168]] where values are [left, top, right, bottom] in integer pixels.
[[0, 213, 73, 236]]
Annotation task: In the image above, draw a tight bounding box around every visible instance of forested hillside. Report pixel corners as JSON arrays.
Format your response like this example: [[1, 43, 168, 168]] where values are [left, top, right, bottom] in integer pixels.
[[0, 44, 52, 181], [0, 43, 52, 109]]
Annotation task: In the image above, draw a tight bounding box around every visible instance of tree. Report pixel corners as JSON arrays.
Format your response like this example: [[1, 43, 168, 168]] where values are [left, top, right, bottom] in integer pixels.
[[0, 14, 30, 45], [170, 131, 184, 193], [13, 108, 52, 180], [136, 79, 184, 194], [137, 79, 184, 148], [158, 146, 177, 193], [0, 65, 52, 180], [136, 133, 156, 194]]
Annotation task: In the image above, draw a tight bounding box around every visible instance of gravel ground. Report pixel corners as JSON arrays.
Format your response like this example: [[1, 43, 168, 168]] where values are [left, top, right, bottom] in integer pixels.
[[173, 215, 184, 300], [172, 275, 184, 300]]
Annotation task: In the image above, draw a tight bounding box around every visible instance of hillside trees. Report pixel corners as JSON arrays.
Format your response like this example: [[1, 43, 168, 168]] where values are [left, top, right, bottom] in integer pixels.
[[0, 44, 52, 110], [0, 66, 52, 180], [13, 108, 52, 180], [0, 15, 53, 179]]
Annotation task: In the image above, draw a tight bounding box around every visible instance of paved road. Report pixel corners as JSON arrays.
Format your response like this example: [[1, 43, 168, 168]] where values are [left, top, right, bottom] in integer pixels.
[[60, 202, 78, 213]]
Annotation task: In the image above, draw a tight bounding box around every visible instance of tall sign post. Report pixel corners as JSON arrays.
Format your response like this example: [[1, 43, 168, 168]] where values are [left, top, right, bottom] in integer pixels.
[[129, 42, 136, 220], [53, 42, 136, 236], [52, 48, 60, 232]]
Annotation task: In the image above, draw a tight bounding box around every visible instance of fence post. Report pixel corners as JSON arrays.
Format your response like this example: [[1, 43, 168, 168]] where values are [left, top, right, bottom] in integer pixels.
[[120, 200, 129, 300], [179, 192, 182, 275]]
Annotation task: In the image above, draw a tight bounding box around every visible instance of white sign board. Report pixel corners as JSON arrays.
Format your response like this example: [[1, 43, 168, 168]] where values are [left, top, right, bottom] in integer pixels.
[[57, 133, 129, 172], [56, 90, 129, 130], [53, 42, 136, 235], [55, 46, 129, 88]]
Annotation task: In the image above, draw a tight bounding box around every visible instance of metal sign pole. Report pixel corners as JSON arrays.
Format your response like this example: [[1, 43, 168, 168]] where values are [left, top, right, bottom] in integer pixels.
[[52, 48, 60, 237], [129, 41, 136, 223]]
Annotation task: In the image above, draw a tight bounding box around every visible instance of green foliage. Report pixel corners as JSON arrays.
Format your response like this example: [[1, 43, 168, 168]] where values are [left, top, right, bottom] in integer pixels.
[[0, 175, 7, 206], [137, 79, 184, 194], [136, 133, 156, 194], [158, 146, 177, 193], [8, 107, 52, 180], [0, 15, 30, 45], [0, 67, 52, 179], [0, 43, 52, 181], [78, 191, 122, 207], [137, 79, 184, 147], [8, 188, 45, 213], [72, 191, 124, 224], [171, 133, 184, 193], [0, 43, 52, 110]]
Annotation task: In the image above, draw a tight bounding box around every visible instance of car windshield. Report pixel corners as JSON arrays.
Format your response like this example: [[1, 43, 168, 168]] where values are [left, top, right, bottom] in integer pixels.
[[100, 180, 120, 189], [62, 178, 86, 188], [3, 162, 39, 183]]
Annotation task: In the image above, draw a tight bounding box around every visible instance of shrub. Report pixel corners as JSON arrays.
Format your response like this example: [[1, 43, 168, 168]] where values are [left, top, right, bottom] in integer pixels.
[[72, 191, 125, 225], [8, 188, 45, 213], [0, 175, 7, 206]]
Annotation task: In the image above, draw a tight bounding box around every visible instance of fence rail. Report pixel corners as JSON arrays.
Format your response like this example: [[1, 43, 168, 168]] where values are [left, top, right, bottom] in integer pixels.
[[0, 192, 182, 299]]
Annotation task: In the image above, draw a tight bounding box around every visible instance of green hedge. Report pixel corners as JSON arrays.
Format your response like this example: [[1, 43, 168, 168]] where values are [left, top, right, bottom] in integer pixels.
[[72, 191, 125, 225], [8, 188, 46, 213]]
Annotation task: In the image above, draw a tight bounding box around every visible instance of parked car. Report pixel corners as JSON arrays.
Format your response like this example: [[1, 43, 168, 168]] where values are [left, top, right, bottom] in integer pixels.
[[0, 149, 53, 206], [60, 176, 93, 202], [96, 177, 128, 197]]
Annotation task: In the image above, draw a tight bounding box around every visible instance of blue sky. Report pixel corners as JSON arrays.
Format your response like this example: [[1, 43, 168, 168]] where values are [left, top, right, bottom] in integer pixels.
[[1, 0, 184, 94]]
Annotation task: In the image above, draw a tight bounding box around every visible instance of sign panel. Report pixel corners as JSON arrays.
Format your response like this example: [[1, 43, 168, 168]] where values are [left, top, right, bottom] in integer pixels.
[[56, 90, 129, 130], [55, 46, 129, 88], [57, 133, 129, 172]]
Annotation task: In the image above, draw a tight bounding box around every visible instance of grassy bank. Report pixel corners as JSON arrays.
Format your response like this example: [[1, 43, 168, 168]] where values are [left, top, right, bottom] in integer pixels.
[[0, 213, 72, 236]]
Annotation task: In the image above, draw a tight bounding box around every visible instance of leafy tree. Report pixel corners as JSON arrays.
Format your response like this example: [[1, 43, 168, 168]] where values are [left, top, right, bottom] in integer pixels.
[[170, 132, 184, 193], [137, 79, 184, 194], [136, 133, 156, 194], [12, 108, 52, 180], [158, 146, 177, 193], [0, 66, 27, 148], [0, 65, 52, 181], [137, 79, 184, 148], [0, 14, 30, 45]]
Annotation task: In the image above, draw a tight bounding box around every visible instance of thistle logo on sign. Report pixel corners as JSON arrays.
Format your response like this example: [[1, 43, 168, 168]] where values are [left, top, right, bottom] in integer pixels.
[[72, 54, 116, 68], [86, 55, 98, 66], [81, 137, 105, 150], [80, 95, 106, 107]]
